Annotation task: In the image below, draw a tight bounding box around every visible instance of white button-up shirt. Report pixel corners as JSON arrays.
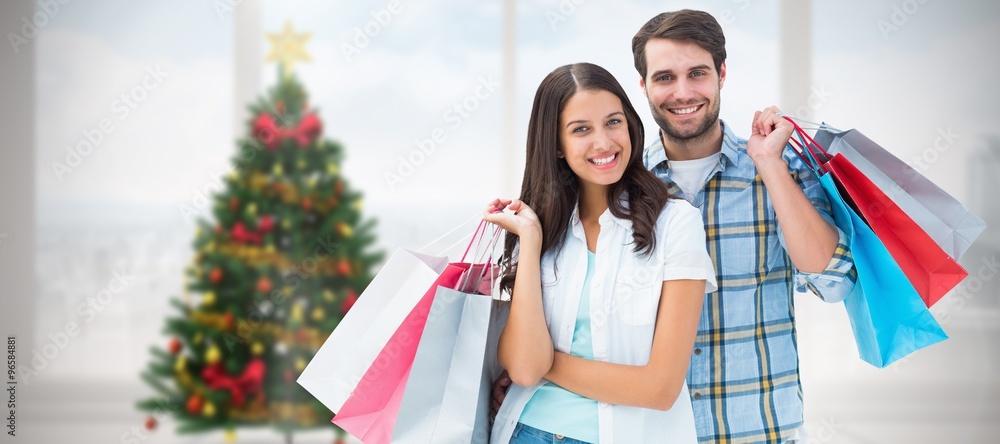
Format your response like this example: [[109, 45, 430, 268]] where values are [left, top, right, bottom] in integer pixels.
[[492, 198, 718, 443]]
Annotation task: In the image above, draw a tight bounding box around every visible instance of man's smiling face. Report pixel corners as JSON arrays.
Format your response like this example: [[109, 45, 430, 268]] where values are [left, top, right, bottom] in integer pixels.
[[640, 38, 726, 142]]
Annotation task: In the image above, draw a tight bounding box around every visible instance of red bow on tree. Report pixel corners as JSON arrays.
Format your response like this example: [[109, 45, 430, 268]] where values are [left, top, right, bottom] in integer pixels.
[[201, 358, 266, 406], [252, 113, 322, 150]]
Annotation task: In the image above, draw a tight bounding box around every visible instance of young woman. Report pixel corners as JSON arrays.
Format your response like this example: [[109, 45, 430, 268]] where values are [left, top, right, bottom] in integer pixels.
[[484, 63, 717, 443]]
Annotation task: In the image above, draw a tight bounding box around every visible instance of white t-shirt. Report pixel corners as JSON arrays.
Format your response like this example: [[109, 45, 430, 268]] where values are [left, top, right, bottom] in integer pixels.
[[668, 152, 721, 201], [491, 198, 717, 443]]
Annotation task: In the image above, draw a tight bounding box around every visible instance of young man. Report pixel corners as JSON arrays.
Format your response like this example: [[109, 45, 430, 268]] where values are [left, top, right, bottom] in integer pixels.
[[631, 10, 856, 443], [493, 9, 857, 444]]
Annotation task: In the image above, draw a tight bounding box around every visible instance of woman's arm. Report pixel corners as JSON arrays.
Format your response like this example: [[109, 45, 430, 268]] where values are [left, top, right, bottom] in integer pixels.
[[484, 199, 553, 387], [543, 278, 705, 411]]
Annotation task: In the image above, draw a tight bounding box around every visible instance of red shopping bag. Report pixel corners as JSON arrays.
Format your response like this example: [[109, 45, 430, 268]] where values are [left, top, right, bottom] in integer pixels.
[[787, 118, 968, 307]]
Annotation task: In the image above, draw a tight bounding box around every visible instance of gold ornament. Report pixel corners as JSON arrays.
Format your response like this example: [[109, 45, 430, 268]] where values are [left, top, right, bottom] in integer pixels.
[[228, 170, 239, 182], [225, 429, 236, 443], [327, 163, 339, 175], [311, 307, 325, 322], [337, 223, 353, 238], [306, 176, 317, 189], [353, 199, 363, 211], [265, 21, 312, 78], [272, 163, 284, 176], [204, 241, 216, 253], [281, 218, 292, 230], [265, 243, 276, 253], [202, 291, 216, 306], [323, 290, 335, 302], [193, 332, 203, 345], [246, 203, 258, 217], [174, 356, 186, 373], [250, 173, 269, 191], [205, 345, 221, 364], [295, 357, 306, 372], [203, 401, 216, 417], [297, 158, 307, 170], [290, 304, 303, 323], [252, 341, 264, 356]]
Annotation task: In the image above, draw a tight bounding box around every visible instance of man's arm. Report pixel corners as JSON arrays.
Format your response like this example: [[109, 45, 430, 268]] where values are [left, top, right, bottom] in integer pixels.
[[749, 106, 856, 302]]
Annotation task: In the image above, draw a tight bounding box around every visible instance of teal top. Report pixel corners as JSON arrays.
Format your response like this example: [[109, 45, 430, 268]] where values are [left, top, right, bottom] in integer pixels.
[[518, 251, 599, 443]]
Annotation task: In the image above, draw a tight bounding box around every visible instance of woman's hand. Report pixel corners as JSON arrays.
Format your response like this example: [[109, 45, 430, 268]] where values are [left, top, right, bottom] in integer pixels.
[[483, 198, 542, 241]]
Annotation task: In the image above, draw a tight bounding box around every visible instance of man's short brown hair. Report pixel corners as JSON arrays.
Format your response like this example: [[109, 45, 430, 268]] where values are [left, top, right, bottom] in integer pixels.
[[632, 10, 727, 80]]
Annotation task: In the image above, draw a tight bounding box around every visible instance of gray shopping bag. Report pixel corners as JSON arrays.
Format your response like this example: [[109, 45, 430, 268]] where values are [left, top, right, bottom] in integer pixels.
[[392, 286, 508, 443], [815, 127, 986, 260]]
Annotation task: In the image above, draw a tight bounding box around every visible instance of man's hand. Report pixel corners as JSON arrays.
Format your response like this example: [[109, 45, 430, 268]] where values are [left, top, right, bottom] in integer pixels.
[[747, 106, 794, 167], [490, 370, 512, 422]]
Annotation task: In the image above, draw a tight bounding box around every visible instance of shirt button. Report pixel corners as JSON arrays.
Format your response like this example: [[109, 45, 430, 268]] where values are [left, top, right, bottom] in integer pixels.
[[599, 402, 609, 408], [555, 435, 565, 440], [694, 348, 702, 355], [693, 392, 702, 400]]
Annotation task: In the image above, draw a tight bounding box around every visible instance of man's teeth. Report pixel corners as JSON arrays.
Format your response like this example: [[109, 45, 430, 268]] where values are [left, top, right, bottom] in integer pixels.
[[591, 153, 616, 165], [670, 105, 700, 115]]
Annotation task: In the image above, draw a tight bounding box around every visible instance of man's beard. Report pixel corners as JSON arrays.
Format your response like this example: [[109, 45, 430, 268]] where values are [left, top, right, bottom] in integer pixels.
[[649, 92, 721, 143]]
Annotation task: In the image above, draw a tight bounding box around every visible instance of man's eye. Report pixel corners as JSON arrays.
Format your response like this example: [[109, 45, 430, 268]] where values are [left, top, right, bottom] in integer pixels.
[[692, 71, 705, 77], [656, 75, 672, 82]]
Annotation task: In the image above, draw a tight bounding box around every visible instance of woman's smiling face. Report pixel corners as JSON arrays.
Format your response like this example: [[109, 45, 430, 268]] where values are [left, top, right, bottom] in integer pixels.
[[558, 89, 632, 192]]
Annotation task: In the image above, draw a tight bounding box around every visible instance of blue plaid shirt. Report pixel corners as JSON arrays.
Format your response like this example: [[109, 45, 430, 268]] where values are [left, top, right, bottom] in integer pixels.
[[643, 121, 856, 443]]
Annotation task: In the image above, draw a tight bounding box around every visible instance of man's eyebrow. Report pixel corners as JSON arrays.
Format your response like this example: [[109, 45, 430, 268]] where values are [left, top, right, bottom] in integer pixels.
[[566, 111, 624, 128], [649, 64, 712, 78]]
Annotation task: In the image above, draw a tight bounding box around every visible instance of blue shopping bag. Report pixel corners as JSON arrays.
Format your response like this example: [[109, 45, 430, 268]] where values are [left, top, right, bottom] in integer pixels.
[[787, 118, 948, 368], [817, 172, 949, 367]]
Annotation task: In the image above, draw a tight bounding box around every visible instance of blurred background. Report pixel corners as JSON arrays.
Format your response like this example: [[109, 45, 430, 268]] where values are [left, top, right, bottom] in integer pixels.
[[1, 0, 999, 442]]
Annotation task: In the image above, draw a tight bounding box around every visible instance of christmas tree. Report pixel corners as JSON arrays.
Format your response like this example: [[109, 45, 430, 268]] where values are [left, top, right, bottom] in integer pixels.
[[137, 22, 383, 443]]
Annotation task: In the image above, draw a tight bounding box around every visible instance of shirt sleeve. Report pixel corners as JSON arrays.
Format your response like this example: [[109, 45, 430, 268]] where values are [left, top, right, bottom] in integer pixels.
[[660, 200, 718, 294], [776, 148, 858, 303]]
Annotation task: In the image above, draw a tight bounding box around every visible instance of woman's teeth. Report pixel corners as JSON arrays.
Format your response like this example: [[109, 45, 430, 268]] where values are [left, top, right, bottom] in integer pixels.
[[590, 153, 616, 165]]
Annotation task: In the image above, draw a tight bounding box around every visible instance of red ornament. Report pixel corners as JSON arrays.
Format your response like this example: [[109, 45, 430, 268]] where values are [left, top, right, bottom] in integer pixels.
[[284, 369, 293, 383], [229, 197, 239, 211], [335, 181, 344, 196], [214, 224, 222, 235], [258, 215, 275, 232], [144, 415, 157, 431], [336, 259, 351, 277], [232, 222, 262, 245], [326, 197, 338, 208], [222, 312, 234, 331], [209, 267, 223, 284], [273, 182, 284, 194], [302, 197, 313, 211], [256, 277, 272, 294], [201, 358, 266, 406], [296, 327, 309, 344], [341, 290, 358, 315], [186, 395, 203, 415], [251, 113, 322, 151], [168, 338, 182, 355]]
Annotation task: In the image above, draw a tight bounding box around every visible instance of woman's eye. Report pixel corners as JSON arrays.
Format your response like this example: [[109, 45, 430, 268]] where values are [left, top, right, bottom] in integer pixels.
[[572, 126, 589, 133], [606, 118, 622, 126]]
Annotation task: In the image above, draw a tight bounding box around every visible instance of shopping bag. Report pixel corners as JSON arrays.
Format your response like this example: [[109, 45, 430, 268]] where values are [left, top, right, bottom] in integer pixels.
[[296, 248, 450, 413], [330, 262, 470, 442], [324, 220, 501, 443], [391, 286, 509, 443], [787, 118, 949, 367], [789, 123, 967, 307], [814, 127, 986, 260]]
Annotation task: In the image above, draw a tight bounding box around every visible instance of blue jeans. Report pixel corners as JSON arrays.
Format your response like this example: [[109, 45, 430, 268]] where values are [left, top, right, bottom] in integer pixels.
[[510, 423, 594, 444]]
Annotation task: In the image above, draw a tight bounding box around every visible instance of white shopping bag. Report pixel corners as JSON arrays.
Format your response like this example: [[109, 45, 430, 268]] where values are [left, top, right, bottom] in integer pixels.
[[297, 248, 449, 413]]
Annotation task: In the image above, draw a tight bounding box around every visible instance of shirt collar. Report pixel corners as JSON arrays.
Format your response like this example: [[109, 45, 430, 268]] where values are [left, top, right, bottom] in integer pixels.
[[569, 192, 634, 237], [645, 119, 741, 170]]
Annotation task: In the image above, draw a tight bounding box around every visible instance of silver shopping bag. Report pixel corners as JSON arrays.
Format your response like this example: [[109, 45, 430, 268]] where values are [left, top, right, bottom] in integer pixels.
[[391, 285, 508, 443], [815, 127, 986, 260]]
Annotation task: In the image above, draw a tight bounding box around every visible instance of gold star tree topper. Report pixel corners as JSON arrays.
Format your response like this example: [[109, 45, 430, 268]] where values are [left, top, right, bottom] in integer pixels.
[[265, 21, 312, 78]]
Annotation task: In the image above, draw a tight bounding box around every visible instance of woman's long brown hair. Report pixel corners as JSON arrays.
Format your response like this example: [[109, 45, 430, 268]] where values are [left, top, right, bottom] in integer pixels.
[[498, 63, 671, 296]]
